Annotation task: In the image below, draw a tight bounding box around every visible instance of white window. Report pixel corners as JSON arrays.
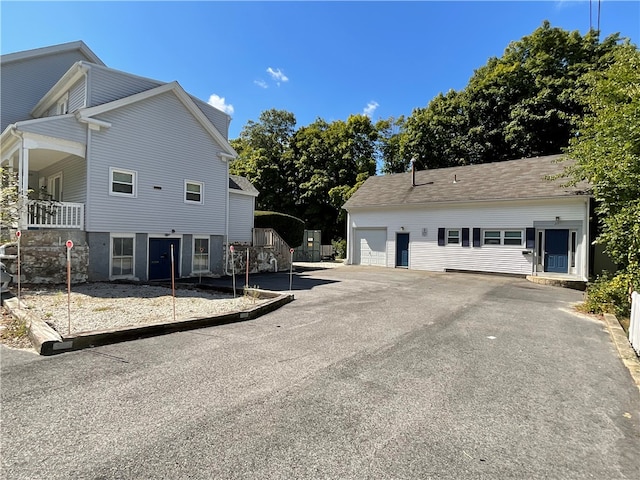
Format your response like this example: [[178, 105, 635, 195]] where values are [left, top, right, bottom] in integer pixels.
[[193, 237, 209, 273], [483, 230, 501, 245], [503, 230, 523, 246], [111, 235, 135, 278], [110, 168, 137, 197], [56, 94, 69, 115], [185, 181, 203, 204], [447, 229, 460, 244], [483, 230, 523, 246]]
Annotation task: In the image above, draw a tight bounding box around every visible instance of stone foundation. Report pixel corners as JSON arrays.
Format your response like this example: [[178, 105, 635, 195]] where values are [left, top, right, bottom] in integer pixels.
[[2, 230, 88, 284], [226, 245, 291, 275]]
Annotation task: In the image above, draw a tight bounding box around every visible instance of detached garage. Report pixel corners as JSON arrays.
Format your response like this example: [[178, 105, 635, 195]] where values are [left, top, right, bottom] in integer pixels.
[[343, 155, 592, 281], [354, 228, 387, 266]]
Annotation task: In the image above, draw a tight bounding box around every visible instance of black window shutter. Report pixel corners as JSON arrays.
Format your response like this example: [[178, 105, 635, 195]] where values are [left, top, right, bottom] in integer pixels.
[[462, 228, 470, 247], [473, 228, 481, 247], [526, 227, 535, 249], [438, 228, 445, 246]]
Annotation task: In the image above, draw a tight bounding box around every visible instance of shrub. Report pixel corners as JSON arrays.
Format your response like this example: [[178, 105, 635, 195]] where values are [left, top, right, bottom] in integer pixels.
[[254, 211, 305, 248], [332, 238, 346, 259], [581, 272, 636, 318]]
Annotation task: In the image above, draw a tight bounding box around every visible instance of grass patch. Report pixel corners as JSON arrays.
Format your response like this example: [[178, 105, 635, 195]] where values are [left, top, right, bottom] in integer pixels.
[[0, 310, 32, 349]]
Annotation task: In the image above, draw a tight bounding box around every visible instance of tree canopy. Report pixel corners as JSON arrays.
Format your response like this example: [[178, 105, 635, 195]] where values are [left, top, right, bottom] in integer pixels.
[[391, 21, 623, 172], [563, 41, 640, 314], [229, 22, 631, 245]]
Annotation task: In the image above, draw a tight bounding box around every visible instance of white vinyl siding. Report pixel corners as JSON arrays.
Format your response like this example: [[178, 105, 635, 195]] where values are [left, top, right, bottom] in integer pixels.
[[17, 116, 87, 144], [86, 91, 227, 234], [39, 155, 86, 204], [1, 49, 92, 131], [228, 193, 254, 243], [348, 198, 589, 278], [88, 65, 161, 107]]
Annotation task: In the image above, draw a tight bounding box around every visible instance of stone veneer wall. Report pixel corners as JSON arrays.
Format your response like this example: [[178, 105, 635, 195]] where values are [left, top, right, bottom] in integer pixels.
[[2, 230, 88, 284], [226, 245, 291, 276]]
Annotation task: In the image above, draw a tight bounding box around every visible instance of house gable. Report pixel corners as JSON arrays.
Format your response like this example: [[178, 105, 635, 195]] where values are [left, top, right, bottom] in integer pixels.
[[79, 82, 236, 157], [1, 41, 104, 131], [84, 88, 232, 234]]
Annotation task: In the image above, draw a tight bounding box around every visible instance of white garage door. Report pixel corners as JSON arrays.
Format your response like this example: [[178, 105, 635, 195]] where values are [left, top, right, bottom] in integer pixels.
[[354, 229, 387, 266]]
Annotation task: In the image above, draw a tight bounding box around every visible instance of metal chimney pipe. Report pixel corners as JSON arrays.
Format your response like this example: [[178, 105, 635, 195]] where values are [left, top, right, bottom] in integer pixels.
[[410, 157, 416, 187]]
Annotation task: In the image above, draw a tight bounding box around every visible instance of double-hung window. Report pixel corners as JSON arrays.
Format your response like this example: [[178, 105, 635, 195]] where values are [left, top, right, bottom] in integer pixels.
[[483, 230, 501, 245], [193, 237, 209, 273], [111, 235, 134, 278], [447, 229, 460, 244], [185, 180, 203, 204], [56, 94, 69, 115], [483, 230, 523, 246], [110, 168, 137, 197], [503, 231, 523, 246]]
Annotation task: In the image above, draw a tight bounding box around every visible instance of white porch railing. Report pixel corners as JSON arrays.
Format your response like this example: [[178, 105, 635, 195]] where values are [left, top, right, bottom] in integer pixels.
[[27, 200, 84, 229], [253, 227, 291, 260], [629, 291, 640, 356]]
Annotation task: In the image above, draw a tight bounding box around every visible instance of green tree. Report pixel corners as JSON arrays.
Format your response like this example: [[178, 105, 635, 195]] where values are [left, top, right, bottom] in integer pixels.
[[292, 115, 377, 241], [389, 22, 624, 172], [564, 42, 640, 316], [377, 116, 406, 174], [230, 109, 298, 213]]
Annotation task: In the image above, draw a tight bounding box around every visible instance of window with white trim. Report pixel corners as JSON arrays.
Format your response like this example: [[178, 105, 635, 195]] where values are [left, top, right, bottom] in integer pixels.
[[56, 94, 69, 115], [193, 237, 209, 273], [111, 235, 134, 278], [447, 229, 460, 244], [110, 168, 137, 197], [483, 230, 523, 246], [483, 230, 501, 245], [503, 230, 523, 246], [185, 181, 203, 204]]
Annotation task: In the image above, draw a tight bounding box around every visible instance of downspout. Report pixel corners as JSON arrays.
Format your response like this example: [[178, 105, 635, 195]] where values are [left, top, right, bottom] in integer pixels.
[[223, 154, 231, 275]]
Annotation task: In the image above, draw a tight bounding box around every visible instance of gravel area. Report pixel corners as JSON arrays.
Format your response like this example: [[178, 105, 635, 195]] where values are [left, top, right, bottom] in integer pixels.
[[20, 283, 266, 335]]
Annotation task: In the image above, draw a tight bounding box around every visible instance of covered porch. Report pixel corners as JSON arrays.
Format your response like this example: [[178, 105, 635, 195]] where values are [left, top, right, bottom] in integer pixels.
[[1, 126, 86, 230]]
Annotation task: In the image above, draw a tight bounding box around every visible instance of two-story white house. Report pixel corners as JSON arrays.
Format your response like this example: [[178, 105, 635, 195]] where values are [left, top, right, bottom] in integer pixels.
[[1, 41, 257, 282]]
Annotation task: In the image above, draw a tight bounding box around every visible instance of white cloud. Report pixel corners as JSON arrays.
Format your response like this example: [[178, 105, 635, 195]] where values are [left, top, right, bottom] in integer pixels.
[[207, 94, 234, 115], [363, 101, 379, 118], [266, 67, 289, 86], [254, 79, 268, 89]]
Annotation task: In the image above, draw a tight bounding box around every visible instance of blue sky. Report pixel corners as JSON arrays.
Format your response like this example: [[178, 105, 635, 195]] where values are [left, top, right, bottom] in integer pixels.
[[2, 1, 639, 139]]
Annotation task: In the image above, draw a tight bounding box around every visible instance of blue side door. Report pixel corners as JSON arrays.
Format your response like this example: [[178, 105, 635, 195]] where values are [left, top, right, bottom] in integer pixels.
[[544, 230, 569, 273], [149, 238, 180, 280], [396, 233, 409, 267]]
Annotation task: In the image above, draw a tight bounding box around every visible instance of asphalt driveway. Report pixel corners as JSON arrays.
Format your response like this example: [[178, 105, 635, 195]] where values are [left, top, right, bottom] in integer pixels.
[[2, 266, 639, 479]]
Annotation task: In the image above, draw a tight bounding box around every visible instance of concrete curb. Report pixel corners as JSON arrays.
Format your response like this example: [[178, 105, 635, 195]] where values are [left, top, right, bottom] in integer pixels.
[[3, 289, 293, 355], [603, 313, 640, 394]]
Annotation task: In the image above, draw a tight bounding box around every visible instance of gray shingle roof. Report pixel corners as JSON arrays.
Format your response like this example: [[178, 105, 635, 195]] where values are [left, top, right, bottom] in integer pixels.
[[343, 155, 589, 210], [229, 175, 259, 196]]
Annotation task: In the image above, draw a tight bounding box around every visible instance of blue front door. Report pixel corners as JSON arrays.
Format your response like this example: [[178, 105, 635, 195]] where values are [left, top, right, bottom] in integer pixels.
[[149, 238, 180, 280], [544, 230, 569, 273], [396, 233, 409, 267]]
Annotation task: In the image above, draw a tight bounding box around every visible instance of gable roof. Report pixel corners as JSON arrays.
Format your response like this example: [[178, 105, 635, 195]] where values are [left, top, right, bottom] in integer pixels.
[[229, 175, 259, 197], [343, 155, 589, 210], [1, 40, 104, 66], [78, 81, 237, 158]]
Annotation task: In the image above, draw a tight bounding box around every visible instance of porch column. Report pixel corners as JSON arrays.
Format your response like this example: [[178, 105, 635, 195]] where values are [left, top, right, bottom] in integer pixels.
[[18, 142, 29, 229]]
